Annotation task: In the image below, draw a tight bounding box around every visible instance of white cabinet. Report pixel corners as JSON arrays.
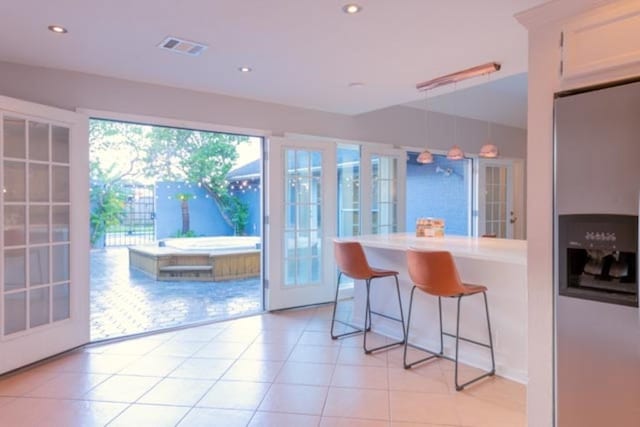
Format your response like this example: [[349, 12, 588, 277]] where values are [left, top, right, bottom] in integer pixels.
[[562, 1, 640, 80]]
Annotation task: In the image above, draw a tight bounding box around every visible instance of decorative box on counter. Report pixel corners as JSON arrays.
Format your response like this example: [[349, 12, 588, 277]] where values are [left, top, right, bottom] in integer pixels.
[[416, 218, 445, 237]]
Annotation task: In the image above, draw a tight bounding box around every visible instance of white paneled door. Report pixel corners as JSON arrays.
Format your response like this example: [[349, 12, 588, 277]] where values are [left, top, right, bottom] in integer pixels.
[[0, 96, 88, 373], [361, 145, 406, 235], [478, 159, 514, 238], [266, 137, 336, 310]]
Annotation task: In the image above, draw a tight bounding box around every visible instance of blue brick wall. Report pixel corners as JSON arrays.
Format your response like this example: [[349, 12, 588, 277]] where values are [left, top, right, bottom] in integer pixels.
[[406, 153, 472, 236]]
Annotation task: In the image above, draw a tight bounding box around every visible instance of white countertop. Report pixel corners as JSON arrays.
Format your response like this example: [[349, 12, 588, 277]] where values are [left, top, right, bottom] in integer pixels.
[[343, 232, 527, 265]]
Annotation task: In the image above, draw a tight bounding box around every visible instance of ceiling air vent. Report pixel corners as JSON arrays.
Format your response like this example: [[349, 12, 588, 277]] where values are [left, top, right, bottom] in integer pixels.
[[158, 36, 208, 56]]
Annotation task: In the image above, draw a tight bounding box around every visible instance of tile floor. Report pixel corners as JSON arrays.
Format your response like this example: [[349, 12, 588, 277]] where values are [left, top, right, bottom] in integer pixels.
[[0, 304, 526, 426]]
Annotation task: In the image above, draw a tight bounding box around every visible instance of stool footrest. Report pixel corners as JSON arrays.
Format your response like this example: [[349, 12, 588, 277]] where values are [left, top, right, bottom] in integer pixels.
[[442, 332, 493, 349], [370, 310, 404, 324]]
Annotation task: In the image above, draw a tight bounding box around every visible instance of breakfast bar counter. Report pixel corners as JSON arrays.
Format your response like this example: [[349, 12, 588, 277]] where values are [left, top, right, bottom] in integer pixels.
[[343, 233, 528, 383]]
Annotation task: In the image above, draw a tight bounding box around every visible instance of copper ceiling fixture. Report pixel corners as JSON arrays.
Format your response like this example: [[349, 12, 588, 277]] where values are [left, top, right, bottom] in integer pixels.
[[415, 62, 501, 163]]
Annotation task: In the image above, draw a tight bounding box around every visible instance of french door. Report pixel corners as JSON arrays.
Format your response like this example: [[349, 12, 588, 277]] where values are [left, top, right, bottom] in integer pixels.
[[265, 137, 336, 310], [0, 96, 88, 373], [361, 145, 406, 235], [477, 159, 515, 238]]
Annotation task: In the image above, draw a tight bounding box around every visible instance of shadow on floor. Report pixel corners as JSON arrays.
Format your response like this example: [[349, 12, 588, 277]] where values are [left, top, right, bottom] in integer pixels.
[[90, 247, 262, 340]]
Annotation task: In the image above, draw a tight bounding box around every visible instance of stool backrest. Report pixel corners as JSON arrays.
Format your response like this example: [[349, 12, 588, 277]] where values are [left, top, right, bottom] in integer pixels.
[[334, 241, 374, 280], [406, 249, 465, 297]]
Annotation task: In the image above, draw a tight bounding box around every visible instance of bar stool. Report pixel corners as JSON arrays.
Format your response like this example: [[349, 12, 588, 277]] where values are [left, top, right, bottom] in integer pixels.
[[330, 241, 406, 354], [404, 249, 495, 391]]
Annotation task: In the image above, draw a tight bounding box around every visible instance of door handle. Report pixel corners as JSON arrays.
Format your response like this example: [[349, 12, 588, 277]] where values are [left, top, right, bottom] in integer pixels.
[[509, 211, 517, 224]]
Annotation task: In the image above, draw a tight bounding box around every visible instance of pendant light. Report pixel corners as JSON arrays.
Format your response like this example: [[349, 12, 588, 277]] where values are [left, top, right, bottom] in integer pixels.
[[416, 91, 434, 164], [479, 73, 499, 158], [446, 83, 465, 160], [416, 62, 501, 160]]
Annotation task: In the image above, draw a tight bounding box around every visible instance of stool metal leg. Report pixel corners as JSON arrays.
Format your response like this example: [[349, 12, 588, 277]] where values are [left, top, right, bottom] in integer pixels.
[[364, 274, 406, 354], [330, 272, 364, 340], [453, 292, 496, 391], [404, 286, 442, 369]]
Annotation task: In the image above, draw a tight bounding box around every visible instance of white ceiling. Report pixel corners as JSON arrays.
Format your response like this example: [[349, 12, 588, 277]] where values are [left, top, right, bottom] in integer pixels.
[[0, 0, 544, 123]]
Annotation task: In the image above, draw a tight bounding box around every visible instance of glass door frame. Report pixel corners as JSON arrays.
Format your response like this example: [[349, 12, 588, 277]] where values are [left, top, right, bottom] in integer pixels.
[[265, 136, 337, 310], [476, 158, 519, 238], [360, 144, 407, 235], [0, 95, 89, 374]]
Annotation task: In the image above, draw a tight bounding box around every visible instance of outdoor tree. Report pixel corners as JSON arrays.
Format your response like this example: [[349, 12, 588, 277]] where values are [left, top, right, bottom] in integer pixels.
[[143, 127, 249, 234], [175, 192, 194, 236], [89, 121, 150, 246], [89, 160, 127, 246], [89, 119, 250, 240]]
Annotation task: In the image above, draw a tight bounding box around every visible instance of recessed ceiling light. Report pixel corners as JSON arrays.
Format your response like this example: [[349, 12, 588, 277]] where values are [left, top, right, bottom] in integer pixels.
[[342, 4, 363, 14], [48, 25, 68, 34], [348, 82, 365, 88], [238, 67, 252, 73]]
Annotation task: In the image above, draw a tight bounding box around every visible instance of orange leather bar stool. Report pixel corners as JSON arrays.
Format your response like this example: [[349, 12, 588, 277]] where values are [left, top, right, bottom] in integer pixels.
[[404, 249, 495, 391], [331, 241, 406, 354]]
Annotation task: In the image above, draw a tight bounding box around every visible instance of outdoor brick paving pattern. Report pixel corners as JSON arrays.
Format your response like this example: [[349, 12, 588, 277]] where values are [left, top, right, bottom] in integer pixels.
[[90, 247, 262, 340]]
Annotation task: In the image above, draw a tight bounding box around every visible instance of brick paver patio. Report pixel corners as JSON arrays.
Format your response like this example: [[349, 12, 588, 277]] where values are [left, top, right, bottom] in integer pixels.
[[90, 247, 263, 340]]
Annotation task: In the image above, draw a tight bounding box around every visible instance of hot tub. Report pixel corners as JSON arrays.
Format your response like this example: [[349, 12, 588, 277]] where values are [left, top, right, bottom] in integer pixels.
[[129, 236, 261, 281]]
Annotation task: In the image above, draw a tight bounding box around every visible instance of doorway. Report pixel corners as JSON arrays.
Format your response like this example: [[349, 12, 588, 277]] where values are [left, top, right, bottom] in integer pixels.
[[89, 118, 264, 340]]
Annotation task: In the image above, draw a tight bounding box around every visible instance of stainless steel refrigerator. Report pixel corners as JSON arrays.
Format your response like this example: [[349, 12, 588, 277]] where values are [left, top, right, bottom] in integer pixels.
[[554, 79, 640, 426]]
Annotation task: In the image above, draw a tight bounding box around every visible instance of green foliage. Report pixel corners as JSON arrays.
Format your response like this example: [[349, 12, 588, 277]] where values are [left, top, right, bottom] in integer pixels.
[[173, 229, 197, 238], [221, 195, 250, 235], [90, 119, 249, 235], [90, 161, 127, 246]]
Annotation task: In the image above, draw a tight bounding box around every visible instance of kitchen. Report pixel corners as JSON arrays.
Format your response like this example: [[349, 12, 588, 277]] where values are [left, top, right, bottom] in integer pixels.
[[0, 0, 638, 426]]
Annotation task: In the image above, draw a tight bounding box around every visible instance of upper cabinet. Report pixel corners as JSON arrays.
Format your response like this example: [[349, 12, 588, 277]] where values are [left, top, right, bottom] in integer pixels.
[[561, 2, 640, 81]]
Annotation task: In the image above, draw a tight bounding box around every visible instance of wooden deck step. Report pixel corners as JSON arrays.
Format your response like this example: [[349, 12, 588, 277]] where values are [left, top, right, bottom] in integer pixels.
[[159, 265, 213, 272]]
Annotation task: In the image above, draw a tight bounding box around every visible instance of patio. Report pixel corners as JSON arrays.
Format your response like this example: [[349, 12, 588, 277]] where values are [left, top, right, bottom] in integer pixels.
[[90, 247, 263, 341]]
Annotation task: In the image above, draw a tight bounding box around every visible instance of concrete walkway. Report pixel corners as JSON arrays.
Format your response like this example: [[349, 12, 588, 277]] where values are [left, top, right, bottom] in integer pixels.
[[90, 247, 262, 340]]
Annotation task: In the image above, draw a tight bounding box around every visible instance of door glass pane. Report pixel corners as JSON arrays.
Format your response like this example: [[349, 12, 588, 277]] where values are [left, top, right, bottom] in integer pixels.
[[5, 248, 26, 291], [29, 246, 50, 286], [52, 205, 70, 242], [29, 121, 49, 161], [52, 165, 70, 202], [52, 283, 70, 321], [52, 244, 70, 282], [30, 205, 49, 244], [4, 117, 26, 158], [337, 144, 361, 237], [283, 149, 322, 287], [484, 165, 508, 238], [371, 155, 398, 235], [29, 287, 50, 328], [29, 164, 49, 202], [5, 291, 26, 334], [4, 161, 26, 202], [5, 205, 26, 246], [52, 126, 70, 163]]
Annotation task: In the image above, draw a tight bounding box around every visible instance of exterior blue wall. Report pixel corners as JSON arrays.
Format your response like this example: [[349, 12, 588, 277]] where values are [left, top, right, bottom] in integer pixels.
[[155, 181, 261, 239], [155, 182, 234, 239], [406, 153, 471, 236]]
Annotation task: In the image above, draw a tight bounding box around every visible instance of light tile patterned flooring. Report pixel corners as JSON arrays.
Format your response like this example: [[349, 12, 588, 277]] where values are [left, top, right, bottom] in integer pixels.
[[0, 304, 526, 426]]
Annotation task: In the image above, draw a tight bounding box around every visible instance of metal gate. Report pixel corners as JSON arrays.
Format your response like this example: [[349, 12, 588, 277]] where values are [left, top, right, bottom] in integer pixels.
[[105, 184, 156, 246]]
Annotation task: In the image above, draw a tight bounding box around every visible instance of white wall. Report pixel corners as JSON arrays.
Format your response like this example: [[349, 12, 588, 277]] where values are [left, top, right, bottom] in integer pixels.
[[517, 0, 640, 425], [0, 61, 526, 158]]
